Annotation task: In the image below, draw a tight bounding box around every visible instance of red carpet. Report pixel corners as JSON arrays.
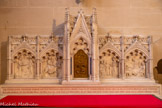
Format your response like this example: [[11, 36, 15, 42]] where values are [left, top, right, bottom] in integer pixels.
[[0, 95, 161, 107]]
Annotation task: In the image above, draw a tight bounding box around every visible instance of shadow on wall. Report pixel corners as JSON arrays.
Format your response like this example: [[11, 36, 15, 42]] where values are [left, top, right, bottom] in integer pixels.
[[154, 59, 162, 84], [157, 59, 162, 74], [0, 42, 7, 84], [52, 19, 64, 36], [76, 0, 82, 4]]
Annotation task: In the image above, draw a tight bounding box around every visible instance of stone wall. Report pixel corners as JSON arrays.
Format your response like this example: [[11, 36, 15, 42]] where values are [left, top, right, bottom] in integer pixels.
[[0, 0, 162, 84]]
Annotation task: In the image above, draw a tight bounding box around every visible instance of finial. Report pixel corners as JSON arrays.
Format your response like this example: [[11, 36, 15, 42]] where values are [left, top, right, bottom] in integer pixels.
[[65, 8, 70, 16], [93, 8, 96, 14], [147, 35, 152, 44], [106, 33, 111, 40], [133, 35, 139, 41], [50, 34, 56, 42], [92, 8, 97, 24], [133, 35, 139, 39], [65, 8, 69, 13], [65, 8, 70, 23], [22, 35, 27, 42], [78, 9, 84, 14], [106, 33, 110, 37]]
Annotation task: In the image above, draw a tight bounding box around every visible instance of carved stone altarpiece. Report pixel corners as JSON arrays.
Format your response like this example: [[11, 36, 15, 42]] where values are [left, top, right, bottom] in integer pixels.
[[5, 9, 154, 83], [1, 9, 161, 100]]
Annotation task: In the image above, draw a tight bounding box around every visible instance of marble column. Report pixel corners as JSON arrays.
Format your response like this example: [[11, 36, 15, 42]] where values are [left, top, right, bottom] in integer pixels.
[[120, 36, 125, 79]]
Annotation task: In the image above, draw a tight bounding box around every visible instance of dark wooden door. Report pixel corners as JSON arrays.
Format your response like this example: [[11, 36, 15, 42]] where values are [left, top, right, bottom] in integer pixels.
[[74, 49, 88, 78]]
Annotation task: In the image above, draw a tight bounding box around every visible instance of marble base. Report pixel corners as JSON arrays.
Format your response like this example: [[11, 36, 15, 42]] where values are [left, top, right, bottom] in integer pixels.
[[0, 82, 161, 100]]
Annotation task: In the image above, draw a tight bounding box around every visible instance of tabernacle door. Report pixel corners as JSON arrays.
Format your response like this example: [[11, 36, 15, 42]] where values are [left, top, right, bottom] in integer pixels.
[[74, 49, 88, 78]]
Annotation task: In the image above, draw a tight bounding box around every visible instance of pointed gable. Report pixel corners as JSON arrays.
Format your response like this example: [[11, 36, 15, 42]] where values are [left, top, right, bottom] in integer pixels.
[[70, 10, 91, 40]]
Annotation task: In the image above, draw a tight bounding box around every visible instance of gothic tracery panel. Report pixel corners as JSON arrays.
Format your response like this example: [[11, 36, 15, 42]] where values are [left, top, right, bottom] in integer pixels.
[[124, 36, 149, 52], [99, 36, 121, 51], [71, 37, 89, 55], [10, 36, 37, 54], [13, 49, 35, 79]]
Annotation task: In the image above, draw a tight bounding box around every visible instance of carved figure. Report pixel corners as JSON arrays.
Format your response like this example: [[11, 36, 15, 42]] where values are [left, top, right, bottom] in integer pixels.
[[112, 57, 118, 77], [125, 57, 133, 77]]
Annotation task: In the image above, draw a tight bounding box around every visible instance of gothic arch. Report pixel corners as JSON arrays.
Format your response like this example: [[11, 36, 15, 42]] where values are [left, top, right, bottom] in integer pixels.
[[40, 47, 59, 57], [12, 43, 36, 58], [70, 32, 91, 47], [99, 42, 121, 57], [125, 42, 149, 57], [125, 48, 148, 59], [70, 37, 90, 55]]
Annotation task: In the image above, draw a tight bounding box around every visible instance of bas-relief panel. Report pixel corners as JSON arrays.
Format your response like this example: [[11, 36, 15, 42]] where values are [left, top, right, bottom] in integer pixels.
[[125, 50, 146, 78], [13, 49, 35, 79], [99, 50, 119, 78], [41, 49, 62, 78]]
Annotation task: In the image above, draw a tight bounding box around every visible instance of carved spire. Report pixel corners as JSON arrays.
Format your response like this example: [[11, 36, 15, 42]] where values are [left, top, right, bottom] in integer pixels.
[[148, 36, 152, 44], [65, 8, 70, 24], [106, 33, 112, 41], [92, 8, 97, 24], [92, 8, 97, 39], [65, 8, 70, 41]]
